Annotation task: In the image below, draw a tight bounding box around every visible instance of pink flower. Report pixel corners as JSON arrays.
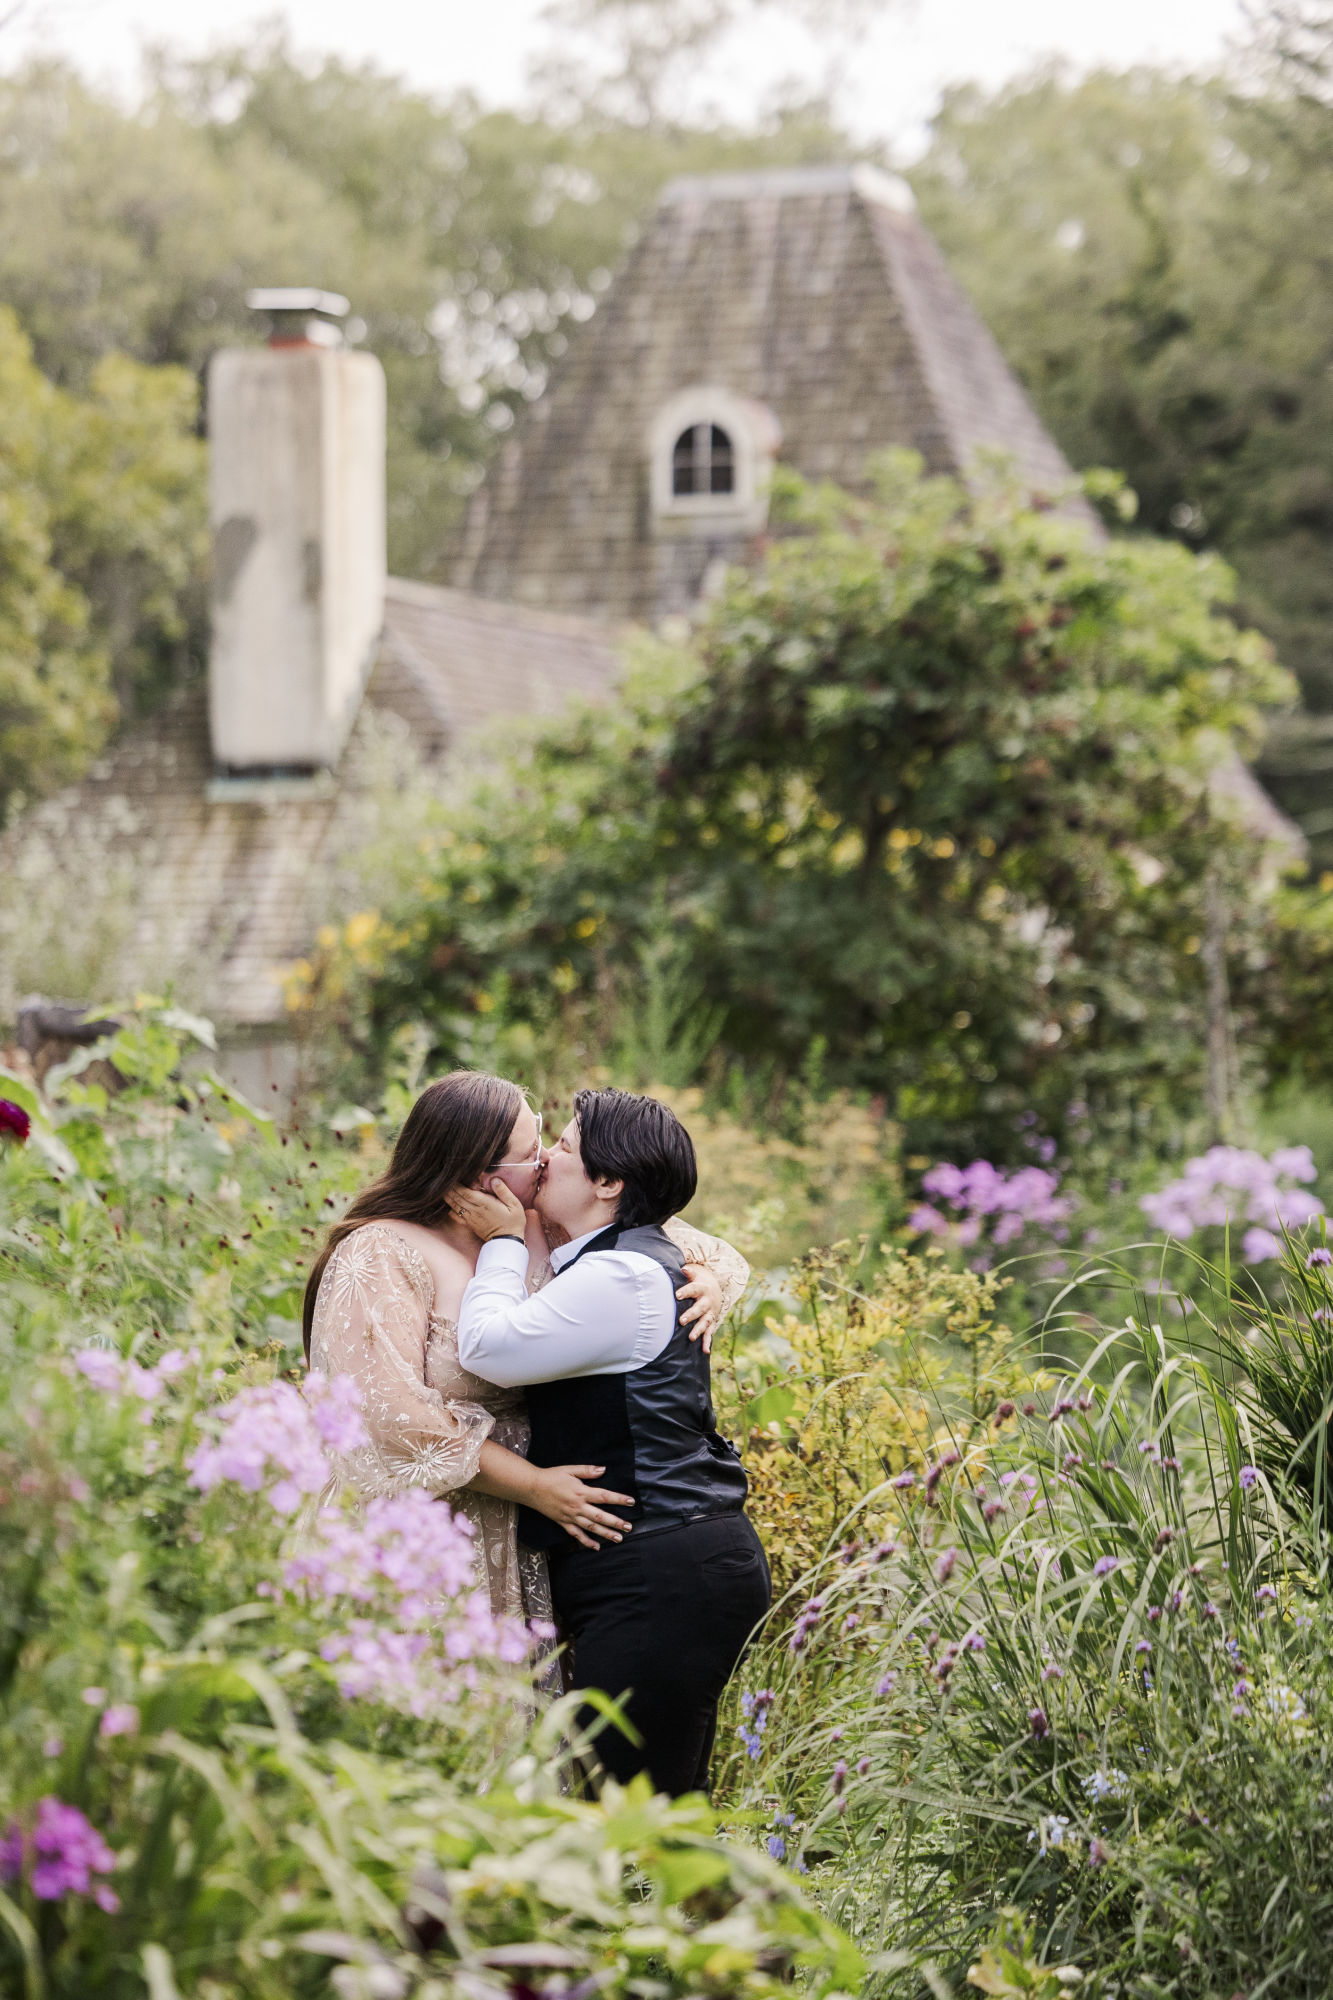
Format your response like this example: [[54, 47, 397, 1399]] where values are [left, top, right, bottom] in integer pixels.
[[1028, 1707, 1050, 1739], [80, 1687, 106, 1707], [75, 1350, 125, 1393], [98, 1705, 139, 1739], [934, 1548, 957, 1582], [1093, 1556, 1119, 1577], [188, 1374, 365, 1514], [0, 1100, 31, 1143], [889, 1470, 915, 1491]]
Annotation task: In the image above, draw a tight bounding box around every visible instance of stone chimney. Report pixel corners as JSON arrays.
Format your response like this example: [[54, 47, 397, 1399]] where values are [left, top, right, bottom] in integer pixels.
[[207, 290, 386, 776]]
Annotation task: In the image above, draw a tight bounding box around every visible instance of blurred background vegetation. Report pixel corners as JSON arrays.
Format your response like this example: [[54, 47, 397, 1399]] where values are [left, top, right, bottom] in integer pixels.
[[3, 1, 1333, 852]]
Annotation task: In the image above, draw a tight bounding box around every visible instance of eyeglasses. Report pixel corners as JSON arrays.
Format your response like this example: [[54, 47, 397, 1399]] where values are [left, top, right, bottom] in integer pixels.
[[498, 1109, 543, 1169]]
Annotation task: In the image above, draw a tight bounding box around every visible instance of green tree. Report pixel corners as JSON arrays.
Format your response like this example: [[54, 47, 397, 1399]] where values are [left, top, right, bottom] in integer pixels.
[[910, 49, 1333, 860], [0, 33, 863, 585], [0, 308, 206, 817], [346, 457, 1292, 1154]]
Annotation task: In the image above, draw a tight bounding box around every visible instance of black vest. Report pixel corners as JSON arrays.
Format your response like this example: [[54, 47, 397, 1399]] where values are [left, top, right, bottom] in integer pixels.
[[516, 1222, 748, 1552]]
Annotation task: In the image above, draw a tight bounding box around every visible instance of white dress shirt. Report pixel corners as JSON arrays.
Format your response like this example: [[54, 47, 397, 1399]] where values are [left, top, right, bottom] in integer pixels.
[[455, 1228, 677, 1389]]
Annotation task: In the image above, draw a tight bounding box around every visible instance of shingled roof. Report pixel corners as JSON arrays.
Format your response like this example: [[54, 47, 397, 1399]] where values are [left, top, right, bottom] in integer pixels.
[[452, 165, 1081, 622], [0, 581, 620, 1028]]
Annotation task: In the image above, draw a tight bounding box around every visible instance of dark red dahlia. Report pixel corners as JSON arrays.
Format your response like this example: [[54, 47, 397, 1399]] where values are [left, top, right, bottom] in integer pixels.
[[0, 1100, 31, 1143]]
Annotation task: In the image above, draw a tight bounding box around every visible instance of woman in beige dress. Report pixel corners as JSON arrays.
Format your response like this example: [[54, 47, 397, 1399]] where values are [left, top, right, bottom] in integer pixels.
[[302, 1072, 749, 1646]]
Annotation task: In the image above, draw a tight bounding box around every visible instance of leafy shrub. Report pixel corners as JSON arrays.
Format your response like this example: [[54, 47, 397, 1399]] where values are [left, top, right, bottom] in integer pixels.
[[344, 455, 1293, 1157], [713, 1245, 1035, 1602]]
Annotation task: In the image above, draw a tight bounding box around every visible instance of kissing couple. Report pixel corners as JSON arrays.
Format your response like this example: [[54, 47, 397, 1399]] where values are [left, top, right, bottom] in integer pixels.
[[302, 1072, 770, 1797]]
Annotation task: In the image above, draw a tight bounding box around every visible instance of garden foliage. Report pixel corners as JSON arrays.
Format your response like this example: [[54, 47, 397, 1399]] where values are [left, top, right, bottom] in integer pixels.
[[325, 456, 1294, 1156], [0, 1008, 860, 1998]]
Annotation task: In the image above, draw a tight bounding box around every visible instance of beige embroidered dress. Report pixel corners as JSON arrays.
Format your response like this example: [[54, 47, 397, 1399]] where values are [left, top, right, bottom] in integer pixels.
[[308, 1220, 750, 1637]]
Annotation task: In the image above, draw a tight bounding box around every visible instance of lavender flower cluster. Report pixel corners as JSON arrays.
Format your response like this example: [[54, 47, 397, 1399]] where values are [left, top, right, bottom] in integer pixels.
[[187, 1372, 367, 1514], [286, 1490, 531, 1716], [911, 1158, 1074, 1253], [1, 1798, 118, 1909], [1140, 1145, 1325, 1264]]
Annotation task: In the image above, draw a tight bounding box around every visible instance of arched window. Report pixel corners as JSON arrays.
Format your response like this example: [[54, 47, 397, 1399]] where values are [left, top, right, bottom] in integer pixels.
[[649, 387, 781, 534], [671, 422, 735, 497]]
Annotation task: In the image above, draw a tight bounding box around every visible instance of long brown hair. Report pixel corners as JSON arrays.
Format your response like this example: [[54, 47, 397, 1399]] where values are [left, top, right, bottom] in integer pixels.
[[303, 1070, 526, 1357]]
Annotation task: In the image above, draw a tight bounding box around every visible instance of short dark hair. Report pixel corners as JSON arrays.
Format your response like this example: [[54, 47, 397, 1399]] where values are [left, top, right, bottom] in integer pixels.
[[573, 1087, 697, 1230]]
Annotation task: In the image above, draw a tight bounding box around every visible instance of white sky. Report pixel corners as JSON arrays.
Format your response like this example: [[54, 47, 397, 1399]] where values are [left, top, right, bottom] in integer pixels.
[[4, 0, 1250, 151]]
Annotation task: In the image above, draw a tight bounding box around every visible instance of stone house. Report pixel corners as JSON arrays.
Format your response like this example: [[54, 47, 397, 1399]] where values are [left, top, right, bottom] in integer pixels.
[[9, 163, 1270, 1084]]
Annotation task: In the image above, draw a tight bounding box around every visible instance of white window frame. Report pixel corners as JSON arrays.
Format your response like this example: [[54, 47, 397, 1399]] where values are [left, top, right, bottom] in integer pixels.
[[648, 386, 781, 536]]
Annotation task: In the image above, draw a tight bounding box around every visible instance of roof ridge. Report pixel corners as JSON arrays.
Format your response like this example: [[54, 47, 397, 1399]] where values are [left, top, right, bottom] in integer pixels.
[[657, 163, 916, 211]]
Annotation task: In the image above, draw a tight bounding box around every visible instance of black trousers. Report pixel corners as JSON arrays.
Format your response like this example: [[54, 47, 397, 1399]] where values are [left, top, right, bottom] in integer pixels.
[[547, 1510, 771, 1798]]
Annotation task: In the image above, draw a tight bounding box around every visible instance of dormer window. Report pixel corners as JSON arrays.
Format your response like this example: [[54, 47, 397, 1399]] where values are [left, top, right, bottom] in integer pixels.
[[650, 386, 780, 536], [672, 423, 735, 497]]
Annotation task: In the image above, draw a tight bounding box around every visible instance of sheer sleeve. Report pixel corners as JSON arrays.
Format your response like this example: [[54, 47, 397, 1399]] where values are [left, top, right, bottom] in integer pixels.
[[663, 1219, 751, 1317], [308, 1224, 494, 1499]]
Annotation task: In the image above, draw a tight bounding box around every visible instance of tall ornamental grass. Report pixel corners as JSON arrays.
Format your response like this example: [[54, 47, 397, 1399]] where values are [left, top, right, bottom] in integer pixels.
[[719, 1242, 1333, 1999]]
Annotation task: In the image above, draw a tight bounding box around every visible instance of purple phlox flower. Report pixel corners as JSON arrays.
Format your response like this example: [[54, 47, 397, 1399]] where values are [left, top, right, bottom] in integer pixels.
[[1041, 1662, 1064, 1682], [909, 1203, 948, 1236], [5, 1799, 119, 1906], [1142, 1146, 1326, 1259], [1202, 1601, 1219, 1620], [919, 1158, 1074, 1245], [766, 1833, 786, 1861], [995, 1400, 1016, 1422], [838, 1539, 862, 1565], [934, 1548, 957, 1582], [1239, 1465, 1259, 1490], [1028, 1707, 1050, 1740], [80, 1687, 106, 1707], [831, 1759, 848, 1795], [1170, 1590, 1184, 1612], [1307, 1244, 1333, 1269], [964, 1630, 987, 1652], [1138, 1440, 1160, 1461], [982, 1499, 1007, 1523], [1023, 1400, 1038, 1417], [1093, 1556, 1120, 1577], [933, 1646, 959, 1682], [1088, 1837, 1108, 1869], [41, 1737, 63, 1759], [876, 1671, 897, 1696], [98, 1705, 139, 1739], [1135, 1640, 1152, 1655], [1256, 1583, 1279, 1603], [1233, 1678, 1253, 1700], [1146, 1604, 1162, 1622], [843, 1612, 859, 1632], [857, 1756, 871, 1776], [284, 1490, 527, 1716], [871, 1539, 898, 1563], [1062, 1452, 1083, 1471], [75, 1350, 125, 1393], [1153, 1528, 1175, 1550], [1314, 1308, 1332, 1323], [189, 1374, 362, 1513], [1049, 1398, 1075, 1423], [830, 1726, 844, 1741], [1077, 1392, 1094, 1411], [1161, 1455, 1181, 1472], [889, 1469, 915, 1491]]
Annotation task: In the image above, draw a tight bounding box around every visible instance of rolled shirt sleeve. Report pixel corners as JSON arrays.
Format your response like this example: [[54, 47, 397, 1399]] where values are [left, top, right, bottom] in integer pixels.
[[457, 1236, 676, 1388]]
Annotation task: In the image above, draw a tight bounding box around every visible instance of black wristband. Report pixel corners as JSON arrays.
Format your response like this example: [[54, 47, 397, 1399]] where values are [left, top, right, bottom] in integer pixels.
[[488, 1233, 527, 1245]]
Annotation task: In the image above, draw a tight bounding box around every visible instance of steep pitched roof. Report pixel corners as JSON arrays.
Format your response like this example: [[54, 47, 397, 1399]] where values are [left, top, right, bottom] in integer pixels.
[[452, 165, 1080, 622], [0, 580, 620, 1028]]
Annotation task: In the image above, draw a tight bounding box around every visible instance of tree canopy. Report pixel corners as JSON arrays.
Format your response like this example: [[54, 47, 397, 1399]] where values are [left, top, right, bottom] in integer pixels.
[[0, 309, 205, 819]]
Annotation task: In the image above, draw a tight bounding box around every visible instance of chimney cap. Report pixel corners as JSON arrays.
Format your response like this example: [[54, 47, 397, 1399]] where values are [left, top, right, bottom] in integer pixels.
[[245, 288, 351, 348], [246, 287, 350, 317]]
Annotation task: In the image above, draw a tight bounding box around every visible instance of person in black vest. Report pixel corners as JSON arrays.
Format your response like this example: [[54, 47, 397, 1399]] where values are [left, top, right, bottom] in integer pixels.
[[449, 1087, 770, 1798]]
